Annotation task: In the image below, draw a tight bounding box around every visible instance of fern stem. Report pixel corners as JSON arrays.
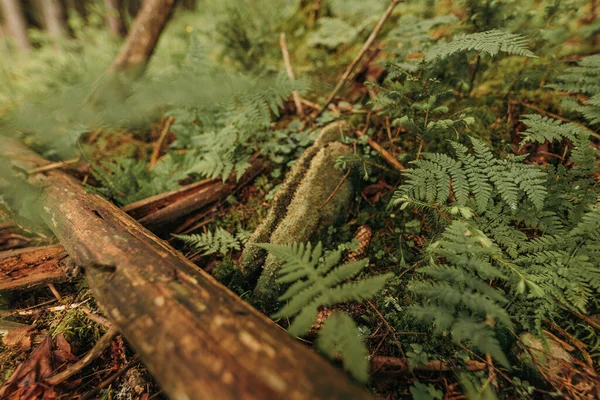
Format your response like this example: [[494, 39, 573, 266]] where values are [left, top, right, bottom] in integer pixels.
[[467, 53, 481, 96]]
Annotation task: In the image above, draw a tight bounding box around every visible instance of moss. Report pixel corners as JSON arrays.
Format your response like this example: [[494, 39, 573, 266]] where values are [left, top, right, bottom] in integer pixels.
[[251, 141, 354, 313], [239, 121, 349, 281]]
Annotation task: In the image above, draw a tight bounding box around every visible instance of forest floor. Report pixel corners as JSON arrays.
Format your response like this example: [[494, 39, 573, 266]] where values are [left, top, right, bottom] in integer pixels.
[[1, 1, 600, 399]]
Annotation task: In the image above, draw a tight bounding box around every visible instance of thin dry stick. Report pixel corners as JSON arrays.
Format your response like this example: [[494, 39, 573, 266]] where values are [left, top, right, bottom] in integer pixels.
[[317, 0, 402, 116], [82, 307, 114, 329], [280, 33, 304, 116], [357, 128, 405, 172], [149, 116, 175, 169], [26, 158, 80, 175], [79, 355, 141, 400], [47, 283, 63, 302], [45, 326, 119, 386], [318, 169, 351, 210]]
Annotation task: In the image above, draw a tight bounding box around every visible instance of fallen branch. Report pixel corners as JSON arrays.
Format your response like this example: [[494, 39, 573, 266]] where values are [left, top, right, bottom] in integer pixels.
[[1, 138, 371, 400], [45, 326, 120, 386], [371, 355, 487, 375], [0, 160, 263, 291], [317, 0, 402, 116]]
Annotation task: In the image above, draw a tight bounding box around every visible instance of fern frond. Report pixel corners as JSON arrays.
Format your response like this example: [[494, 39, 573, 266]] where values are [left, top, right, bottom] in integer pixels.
[[317, 312, 369, 383], [428, 30, 537, 59], [255, 241, 391, 381], [173, 227, 242, 255], [519, 114, 589, 146]]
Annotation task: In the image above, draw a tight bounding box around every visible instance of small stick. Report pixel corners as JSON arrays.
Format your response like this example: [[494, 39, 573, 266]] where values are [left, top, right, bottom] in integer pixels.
[[47, 283, 63, 302], [82, 306, 114, 329], [318, 169, 351, 210], [301, 98, 320, 110], [280, 33, 304, 116], [26, 158, 80, 175], [371, 355, 486, 374], [79, 354, 140, 400], [45, 326, 119, 386], [79, 355, 141, 400], [149, 116, 175, 169], [357, 127, 405, 172], [8, 301, 89, 316], [317, 0, 402, 116]]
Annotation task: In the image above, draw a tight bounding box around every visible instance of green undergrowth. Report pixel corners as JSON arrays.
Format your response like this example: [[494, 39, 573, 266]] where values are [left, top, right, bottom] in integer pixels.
[[1, 0, 600, 398]]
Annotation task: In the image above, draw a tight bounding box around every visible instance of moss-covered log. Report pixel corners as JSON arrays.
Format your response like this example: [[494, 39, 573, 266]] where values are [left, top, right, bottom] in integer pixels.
[[0, 138, 372, 400]]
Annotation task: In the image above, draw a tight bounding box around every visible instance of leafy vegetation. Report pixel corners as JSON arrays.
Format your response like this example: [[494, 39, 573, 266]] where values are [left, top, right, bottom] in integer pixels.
[[1, 0, 599, 398]]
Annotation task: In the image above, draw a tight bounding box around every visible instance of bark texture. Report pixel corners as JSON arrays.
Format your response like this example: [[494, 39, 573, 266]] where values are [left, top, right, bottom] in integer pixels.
[[111, 0, 176, 72], [0, 245, 67, 290], [0, 138, 372, 400], [0, 163, 262, 291], [0, 0, 30, 50]]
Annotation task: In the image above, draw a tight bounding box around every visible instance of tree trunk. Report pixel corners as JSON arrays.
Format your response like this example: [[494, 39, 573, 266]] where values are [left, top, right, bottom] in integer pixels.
[[0, 138, 372, 400], [111, 0, 176, 73], [104, 0, 127, 37], [39, 0, 69, 39], [0, 0, 31, 50]]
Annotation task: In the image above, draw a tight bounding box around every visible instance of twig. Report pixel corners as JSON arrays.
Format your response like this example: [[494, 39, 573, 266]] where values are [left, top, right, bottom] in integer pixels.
[[559, 300, 600, 331], [45, 326, 120, 386], [280, 33, 304, 116], [26, 158, 80, 175], [47, 283, 63, 302], [317, 0, 402, 116], [371, 355, 486, 375], [7, 301, 89, 316], [357, 126, 405, 172], [301, 98, 320, 110], [149, 116, 175, 169], [486, 354, 497, 388], [82, 307, 114, 329], [318, 169, 351, 210], [367, 300, 404, 356], [79, 355, 141, 400]]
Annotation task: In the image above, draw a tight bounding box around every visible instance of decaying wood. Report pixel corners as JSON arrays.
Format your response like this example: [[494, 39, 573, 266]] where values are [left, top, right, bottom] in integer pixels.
[[0, 161, 262, 291], [0, 245, 67, 291], [129, 157, 264, 230], [1, 138, 372, 400], [371, 355, 487, 376]]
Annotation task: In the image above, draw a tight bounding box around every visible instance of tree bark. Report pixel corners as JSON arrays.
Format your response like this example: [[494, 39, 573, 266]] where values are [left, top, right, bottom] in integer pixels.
[[111, 0, 176, 73], [0, 138, 371, 400], [104, 0, 127, 37], [0, 160, 263, 291], [39, 0, 69, 39], [0, 0, 31, 50]]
